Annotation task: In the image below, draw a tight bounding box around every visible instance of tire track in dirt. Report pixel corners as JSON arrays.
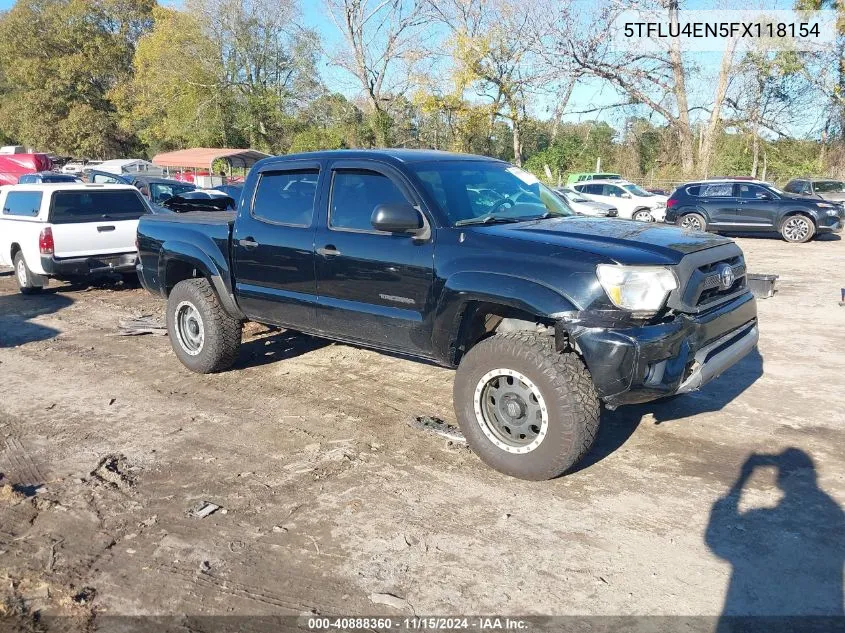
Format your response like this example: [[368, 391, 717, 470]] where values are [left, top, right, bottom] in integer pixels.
[[1, 437, 47, 489]]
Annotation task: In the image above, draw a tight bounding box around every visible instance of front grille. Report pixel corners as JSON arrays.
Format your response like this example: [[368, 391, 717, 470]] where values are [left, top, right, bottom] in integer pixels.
[[694, 256, 747, 307], [666, 245, 750, 314]]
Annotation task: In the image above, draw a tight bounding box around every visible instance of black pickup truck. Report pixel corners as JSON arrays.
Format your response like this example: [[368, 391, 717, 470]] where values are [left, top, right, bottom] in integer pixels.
[[136, 150, 759, 480]]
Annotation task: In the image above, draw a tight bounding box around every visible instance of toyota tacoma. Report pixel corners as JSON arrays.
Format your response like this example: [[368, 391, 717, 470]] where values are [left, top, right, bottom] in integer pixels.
[[136, 150, 759, 480]]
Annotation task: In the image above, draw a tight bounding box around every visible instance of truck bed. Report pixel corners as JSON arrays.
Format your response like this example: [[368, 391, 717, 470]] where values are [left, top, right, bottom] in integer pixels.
[[136, 211, 236, 301]]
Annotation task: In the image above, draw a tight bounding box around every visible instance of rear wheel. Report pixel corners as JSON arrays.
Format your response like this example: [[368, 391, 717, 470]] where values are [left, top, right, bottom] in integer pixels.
[[14, 251, 44, 295], [453, 331, 600, 480], [633, 209, 654, 222], [167, 278, 242, 373], [780, 215, 815, 243], [678, 212, 706, 232]]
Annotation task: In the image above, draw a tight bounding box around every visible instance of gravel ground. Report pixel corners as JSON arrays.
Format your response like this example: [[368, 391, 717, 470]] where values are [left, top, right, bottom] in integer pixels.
[[0, 234, 843, 628]]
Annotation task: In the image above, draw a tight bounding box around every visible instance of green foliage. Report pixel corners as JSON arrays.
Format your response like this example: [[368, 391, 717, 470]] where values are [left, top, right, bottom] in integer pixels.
[[0, 0, 154, 157], [289, 127, 345, 153]]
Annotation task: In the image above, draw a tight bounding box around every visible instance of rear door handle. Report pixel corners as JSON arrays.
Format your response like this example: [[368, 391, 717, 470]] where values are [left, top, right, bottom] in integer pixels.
[[97, 225, 115, 232], [317, 245, 341, 257], [239, 237, 259, 248]]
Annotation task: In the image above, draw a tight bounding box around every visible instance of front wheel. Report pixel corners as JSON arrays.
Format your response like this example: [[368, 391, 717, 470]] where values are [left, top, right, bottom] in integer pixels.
[[678, 212, 706, 232], [14, 251, 44, 295], [780, 215, 815, 243], [633, 209, 654, 222], [453, 332, 600, 480], [167, 278, 242, 373]]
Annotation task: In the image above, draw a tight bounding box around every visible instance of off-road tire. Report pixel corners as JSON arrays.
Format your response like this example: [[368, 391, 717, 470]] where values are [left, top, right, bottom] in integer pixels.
[[780, 214, 815, 243], [167, 278, 242, 373], [14, 251, 44, 295], [453, 331, 600, 480], [677, 212, 706, 232]]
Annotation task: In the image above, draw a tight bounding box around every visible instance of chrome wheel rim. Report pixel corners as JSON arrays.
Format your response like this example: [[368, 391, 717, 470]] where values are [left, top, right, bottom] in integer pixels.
[[634, 211, 653, 222], [174, 301, 204, 356], [784, 217, 810, 241], [16, 258, 27, 287], [681, 215, 703, 231], [474, 369, 549, 454]]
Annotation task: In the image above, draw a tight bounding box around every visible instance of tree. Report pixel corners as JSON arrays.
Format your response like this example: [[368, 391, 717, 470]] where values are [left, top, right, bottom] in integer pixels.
[[565, 0, 738, 175], [431, 0, 551, 166], [0, 0, 154, 157], [115, 6, 239, 153], [187, 0, 323, 152], [325, 0, 434, 146]]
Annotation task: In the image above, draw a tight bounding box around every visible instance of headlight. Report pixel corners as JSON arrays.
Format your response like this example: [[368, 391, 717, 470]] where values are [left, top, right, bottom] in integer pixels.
[[596, 265, 678, 315], [816, 202, 836, 208]]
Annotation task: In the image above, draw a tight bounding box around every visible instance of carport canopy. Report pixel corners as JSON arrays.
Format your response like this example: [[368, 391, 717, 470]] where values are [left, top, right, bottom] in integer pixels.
[[151, 148, 270, 171]]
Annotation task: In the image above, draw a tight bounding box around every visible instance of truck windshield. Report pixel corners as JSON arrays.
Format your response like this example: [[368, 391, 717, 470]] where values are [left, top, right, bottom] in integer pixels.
[[413, 161, 574, 226]]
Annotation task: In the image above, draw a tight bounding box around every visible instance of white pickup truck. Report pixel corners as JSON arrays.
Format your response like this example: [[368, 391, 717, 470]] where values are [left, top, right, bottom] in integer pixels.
[[0, 183, 150, 293]]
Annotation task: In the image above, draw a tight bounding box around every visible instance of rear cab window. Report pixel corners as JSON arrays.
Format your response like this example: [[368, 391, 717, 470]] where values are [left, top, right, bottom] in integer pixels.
[[2, 191, 43, 217], [48, 189, 148, 224]]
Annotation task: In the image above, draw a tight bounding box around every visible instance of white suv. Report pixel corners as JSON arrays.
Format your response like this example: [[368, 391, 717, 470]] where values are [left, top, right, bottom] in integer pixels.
[[572, 180, 667, 222], [0, 183, 149, 293]]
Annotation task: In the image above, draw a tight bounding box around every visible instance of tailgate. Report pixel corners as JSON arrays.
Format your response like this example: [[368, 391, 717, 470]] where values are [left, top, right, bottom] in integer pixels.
[[52, 218, 139, 258], [48, 189, 146, 258]]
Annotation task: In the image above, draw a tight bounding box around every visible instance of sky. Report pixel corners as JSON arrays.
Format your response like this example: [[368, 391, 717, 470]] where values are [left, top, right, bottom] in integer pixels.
[[0, 0, 826, 138]]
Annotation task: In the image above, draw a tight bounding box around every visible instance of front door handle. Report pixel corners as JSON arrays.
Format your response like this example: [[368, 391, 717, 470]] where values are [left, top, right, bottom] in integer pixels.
[[239, 237, 259, 248], [317, 245, 341, 257], [97, 225, 116, 232]]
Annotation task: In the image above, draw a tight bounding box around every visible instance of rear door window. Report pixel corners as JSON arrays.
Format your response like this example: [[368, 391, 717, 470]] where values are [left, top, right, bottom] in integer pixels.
[[577, 184, 603, 195], [2, 191, 42, 217], [252, 170, 319, 226], [49, 190, 148, 224], [698, 183, 735, 198]]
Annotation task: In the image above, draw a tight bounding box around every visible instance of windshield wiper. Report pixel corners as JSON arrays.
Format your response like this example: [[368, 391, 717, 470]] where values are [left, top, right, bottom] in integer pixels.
[[455, 214, 527, 227]]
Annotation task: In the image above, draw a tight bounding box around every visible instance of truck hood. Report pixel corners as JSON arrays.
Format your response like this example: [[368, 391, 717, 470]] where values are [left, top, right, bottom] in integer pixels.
[[472, 216, 731, 264]]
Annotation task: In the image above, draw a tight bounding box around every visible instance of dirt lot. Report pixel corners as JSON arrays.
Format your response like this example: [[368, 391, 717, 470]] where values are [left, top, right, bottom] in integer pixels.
[[0, 234, 843, 628]]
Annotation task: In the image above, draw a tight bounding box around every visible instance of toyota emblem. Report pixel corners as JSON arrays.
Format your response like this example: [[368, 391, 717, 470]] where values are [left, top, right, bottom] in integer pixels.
[[718, 264, 735, 290]]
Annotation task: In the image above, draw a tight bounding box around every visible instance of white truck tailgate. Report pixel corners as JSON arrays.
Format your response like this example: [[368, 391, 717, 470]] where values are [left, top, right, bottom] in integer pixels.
[[51, 218, 139, 258], [48, 189, 146, 258]]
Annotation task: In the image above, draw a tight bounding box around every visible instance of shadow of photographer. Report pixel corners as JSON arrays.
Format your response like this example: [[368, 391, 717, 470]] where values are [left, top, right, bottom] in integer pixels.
[[706, 449, 844, 628]]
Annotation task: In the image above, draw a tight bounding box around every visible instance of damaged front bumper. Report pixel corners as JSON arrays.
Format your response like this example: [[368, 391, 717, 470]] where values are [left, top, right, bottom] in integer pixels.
[[555, 292, 758, 407]]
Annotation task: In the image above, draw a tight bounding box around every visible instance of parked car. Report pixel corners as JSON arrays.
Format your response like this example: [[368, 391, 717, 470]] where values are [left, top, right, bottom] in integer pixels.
[[783, 178, 845, 203], [666, 180, 845, 243], [565, 172, 622, 185], [129, 176, 197, 205], [83, 170, 198, 206], [136, 149, 759, 481], [160, 190, 236, 213], [0, 183, 150, 293], [553, 187, 618, 217], [17, 171, 82, 184], [97, 159, 163, 177], [61, 160, 101, 175], [572, 180, 667, 222]]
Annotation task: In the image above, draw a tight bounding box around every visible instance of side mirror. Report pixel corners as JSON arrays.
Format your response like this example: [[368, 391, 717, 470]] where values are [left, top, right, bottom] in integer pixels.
[[371, 203, 424, 233], [756, 192, 772, 200], [621, 193, 632, 199]]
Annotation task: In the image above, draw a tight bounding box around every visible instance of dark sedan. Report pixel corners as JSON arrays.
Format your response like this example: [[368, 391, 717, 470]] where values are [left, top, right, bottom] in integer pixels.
[[666, 179, 844, 243]]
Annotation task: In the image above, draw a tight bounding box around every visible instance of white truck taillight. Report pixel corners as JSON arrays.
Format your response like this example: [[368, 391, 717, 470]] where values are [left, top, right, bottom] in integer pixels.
[[39, 227, 54, 255]]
